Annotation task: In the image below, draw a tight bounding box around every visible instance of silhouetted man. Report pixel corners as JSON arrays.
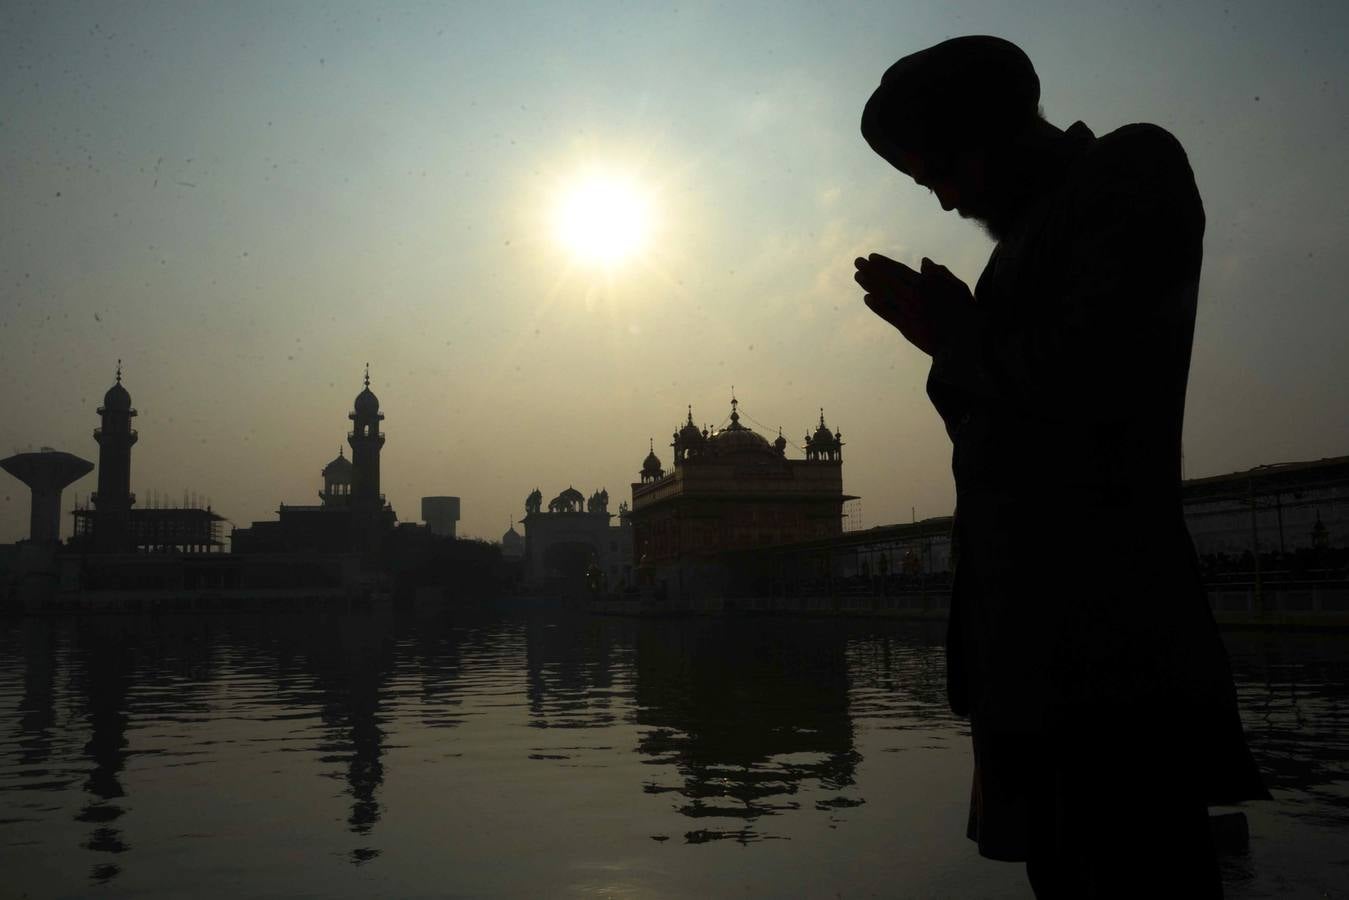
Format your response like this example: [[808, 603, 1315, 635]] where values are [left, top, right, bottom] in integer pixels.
[[855, 36, 1268, 899]]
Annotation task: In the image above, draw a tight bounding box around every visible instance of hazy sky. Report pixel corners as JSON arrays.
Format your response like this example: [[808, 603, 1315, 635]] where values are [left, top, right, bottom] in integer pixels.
[[2, 0, 1346, 543]]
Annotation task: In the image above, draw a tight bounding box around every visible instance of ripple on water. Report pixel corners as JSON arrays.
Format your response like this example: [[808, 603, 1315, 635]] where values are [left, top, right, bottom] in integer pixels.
[[0, 616, 1344, 899]]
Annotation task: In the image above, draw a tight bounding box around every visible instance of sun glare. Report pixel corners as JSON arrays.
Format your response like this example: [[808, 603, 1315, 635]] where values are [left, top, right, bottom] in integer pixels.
[[552, 172, 652, 267]]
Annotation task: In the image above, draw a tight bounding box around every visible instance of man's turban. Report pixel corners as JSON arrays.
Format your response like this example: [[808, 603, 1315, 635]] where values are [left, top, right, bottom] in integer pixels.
[[861, 35, 1040, 175]]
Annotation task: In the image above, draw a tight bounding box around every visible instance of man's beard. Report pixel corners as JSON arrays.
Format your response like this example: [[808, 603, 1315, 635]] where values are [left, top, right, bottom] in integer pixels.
[[960, 138, 1060, 243], [959, 205, 1017, 243]]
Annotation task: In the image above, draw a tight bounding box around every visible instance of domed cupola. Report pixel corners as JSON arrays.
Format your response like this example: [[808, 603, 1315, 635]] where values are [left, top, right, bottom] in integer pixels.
[[673, 405, 706, 466], [501, 519, 525, 557], [354, 365, 381, 416], [103, 380, 132, 412], [641, 438, 665, 483], [548, 486, 586, 513], [774, 427, 788, 456], [320, 447, 354, 507], [678, 406, 704, 444], [322, 447, 353, 477], [705, 394, 774, 457], [813, 410, 834, 446], [101, 361, 134, 413], [806, 409, 842, 462]]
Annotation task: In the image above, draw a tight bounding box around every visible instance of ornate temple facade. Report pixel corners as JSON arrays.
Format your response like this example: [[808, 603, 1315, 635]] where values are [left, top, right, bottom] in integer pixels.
[[628, 396, 855, 571]]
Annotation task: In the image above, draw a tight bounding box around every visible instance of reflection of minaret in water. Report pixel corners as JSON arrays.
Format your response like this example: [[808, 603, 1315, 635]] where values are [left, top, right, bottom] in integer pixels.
[[309, 618, 394, 865], [92, 361, 137, 553], [72, 624, 134, 882]]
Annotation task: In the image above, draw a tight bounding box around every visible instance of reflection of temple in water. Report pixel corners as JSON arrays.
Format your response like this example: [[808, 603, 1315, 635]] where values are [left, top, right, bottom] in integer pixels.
[[524, 616, 621, 730], [631, 619, 860, 843]]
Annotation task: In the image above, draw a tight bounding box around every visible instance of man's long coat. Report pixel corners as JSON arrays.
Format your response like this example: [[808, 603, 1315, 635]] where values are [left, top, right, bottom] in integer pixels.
[[926, 121, 1268, 859]]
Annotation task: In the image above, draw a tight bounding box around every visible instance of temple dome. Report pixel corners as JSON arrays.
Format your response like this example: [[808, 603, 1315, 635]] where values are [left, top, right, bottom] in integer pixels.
[[678, 413, 704, 445], [708, 426, 773, 454], [811, 410, 837, 449], [704, 395, 775, 457], [642, 439, 663, 476], [502, 524, 524, 548]]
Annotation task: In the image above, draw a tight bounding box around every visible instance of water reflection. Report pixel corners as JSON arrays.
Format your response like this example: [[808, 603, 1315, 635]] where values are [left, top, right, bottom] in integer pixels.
[[16, 622, 58, 767], [526, 616, 622, 731], [303, 617, 396, 865], [72, 622, 134, 882], [632, 619, 860, 843], [1226, 632, 1349, 827], [0, 614, 1344, 898]]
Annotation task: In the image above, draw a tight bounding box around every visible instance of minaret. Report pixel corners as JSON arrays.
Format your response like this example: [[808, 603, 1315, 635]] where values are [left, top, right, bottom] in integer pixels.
[[347, 364, 385, 512], [93, 361, 138, 552]]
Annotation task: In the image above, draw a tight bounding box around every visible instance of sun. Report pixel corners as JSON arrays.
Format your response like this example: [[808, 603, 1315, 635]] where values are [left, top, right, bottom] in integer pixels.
[[552, 171, 652, 268]]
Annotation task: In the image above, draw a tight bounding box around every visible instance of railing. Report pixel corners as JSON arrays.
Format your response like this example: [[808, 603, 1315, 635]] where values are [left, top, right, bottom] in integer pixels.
[[1207, 580, 1349, 615]]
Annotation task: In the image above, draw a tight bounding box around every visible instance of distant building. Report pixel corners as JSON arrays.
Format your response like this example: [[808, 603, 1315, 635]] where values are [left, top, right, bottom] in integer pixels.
[[520, 485, 631, 591], [1183, 455, 1349, 556], [422, 496, 461, 538], [231, 367, 395, 555], [500, 520, 525, 559], [70, 365, 225, 554]]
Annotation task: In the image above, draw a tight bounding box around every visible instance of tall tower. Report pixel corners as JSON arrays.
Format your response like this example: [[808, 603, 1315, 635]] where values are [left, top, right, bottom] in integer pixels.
[[347, 364, 385, 512], [93, 362, 138, 552]]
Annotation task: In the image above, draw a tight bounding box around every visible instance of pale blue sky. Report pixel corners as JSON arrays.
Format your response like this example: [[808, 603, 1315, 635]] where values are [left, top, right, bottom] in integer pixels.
[[3, 0, 1346, 541]]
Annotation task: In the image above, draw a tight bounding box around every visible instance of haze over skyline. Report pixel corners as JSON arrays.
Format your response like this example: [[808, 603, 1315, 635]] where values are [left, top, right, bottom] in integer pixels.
[[3, 0, 1347, 543]]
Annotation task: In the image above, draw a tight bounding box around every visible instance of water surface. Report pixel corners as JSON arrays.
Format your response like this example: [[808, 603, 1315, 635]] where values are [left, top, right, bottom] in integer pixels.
[[1, 613, 1344, 898]]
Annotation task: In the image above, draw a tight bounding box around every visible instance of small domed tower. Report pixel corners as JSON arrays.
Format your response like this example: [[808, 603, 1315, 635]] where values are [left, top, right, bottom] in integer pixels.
[[774, 427, 788, 457], [641, 438, 664, 483], [672, 405, 706, 466], [347, 364, 386, 512], [93, 361, 138, 552], [320, 448, 353, 507], [805, 409, 843, 462], [501, 518, 525, 559]]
